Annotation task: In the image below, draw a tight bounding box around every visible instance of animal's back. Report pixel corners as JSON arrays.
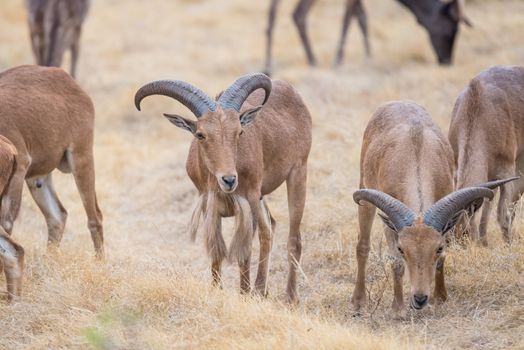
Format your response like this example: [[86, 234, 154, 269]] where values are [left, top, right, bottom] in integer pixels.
[[243, 79, 312, 194], [362, 101, 453, 212], [476, 65, 524, 96], [451, 65, 524, 129], [244, 79, 312, 147], [0, 65, 93, 131], [0, 65, 94, 176], [449, 65, 524, 184]]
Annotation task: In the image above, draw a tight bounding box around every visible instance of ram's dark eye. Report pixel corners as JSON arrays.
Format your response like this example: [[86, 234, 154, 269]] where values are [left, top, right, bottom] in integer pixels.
[[397, 247, 404, 255], [195, 132, 205, 140], [436, 246, 444, 255], [239, 130, 244, 136]]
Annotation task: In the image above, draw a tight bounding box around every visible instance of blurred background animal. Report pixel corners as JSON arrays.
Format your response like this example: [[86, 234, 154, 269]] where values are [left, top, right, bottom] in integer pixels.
[[25, 0, 89, 78], [265, 0, 472, 74]]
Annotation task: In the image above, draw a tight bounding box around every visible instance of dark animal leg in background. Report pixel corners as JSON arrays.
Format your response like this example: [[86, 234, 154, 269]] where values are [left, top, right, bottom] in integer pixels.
[[70, 28, 81, 79], [265, 0, 281, 76], [293, 0, 317, 66], [335, 0, 369, 66], [356, 1, 370, 57]]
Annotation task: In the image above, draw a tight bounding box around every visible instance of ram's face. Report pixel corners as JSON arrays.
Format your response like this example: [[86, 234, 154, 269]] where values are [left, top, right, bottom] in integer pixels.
[[193, 109, 243, 193], [397, 224, 446, 309]]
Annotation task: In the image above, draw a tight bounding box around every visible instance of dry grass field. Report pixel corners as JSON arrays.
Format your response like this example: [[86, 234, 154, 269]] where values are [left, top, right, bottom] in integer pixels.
[[0, 0, 523, 349]]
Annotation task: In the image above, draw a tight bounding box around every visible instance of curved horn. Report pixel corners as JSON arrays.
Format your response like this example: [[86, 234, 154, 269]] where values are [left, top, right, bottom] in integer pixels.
[[353, 189, 416, 232], [218, 73, 272, 111], [472, 176, 519, 190], [423, 187, 494, 233], [135, 80, 216, 118]]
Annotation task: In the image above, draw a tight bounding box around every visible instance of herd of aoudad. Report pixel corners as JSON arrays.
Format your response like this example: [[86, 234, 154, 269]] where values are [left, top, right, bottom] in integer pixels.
[[0, 0, 522, 320]]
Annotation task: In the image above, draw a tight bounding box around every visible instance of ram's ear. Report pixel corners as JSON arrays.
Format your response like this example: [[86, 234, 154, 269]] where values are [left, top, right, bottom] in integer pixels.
[[164, 114, 197, 134], [378, 213, 399, 240], [449, 0, 473, 27], [239, 106, 263, 127]]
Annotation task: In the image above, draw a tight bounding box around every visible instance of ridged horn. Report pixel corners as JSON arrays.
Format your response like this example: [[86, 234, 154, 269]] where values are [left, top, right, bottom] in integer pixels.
[[218, 73, 272, 111], [472, 177, 519, 190], [353, 189, 416, 232], [135, 80, 216, 118], [423, 187, 494, 233]]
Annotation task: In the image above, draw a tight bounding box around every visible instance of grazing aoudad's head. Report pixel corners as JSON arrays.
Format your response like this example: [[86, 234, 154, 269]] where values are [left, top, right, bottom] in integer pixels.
[[135, 73, 271, 193], [426, 0, 473, 65], [354, 186, 493, 309]]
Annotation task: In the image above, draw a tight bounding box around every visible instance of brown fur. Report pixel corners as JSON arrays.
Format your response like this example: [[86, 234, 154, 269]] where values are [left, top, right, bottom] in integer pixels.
[[0, 65, 103, 257], [165, 80, 312, 302], [449, 65, 524, 245], [25, 0, 90, 78], [353, 101, 454, 313], [0, 136, 24, 302]]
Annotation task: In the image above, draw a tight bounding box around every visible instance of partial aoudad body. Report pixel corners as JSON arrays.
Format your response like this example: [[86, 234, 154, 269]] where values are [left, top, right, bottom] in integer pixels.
[[449, 65, 524, 245], [25, 0, 90, 78], [352, 101, 495, 313], [264, 0, 471, 75], [0, 136, 24, 302], [0, 65, 104, 258], [135, 73, 312, 303]]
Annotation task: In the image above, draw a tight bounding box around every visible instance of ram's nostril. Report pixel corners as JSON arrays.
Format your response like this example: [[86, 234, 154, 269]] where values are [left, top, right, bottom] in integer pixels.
[[221, 175, 237, 187], [413, 294, 428, 307]]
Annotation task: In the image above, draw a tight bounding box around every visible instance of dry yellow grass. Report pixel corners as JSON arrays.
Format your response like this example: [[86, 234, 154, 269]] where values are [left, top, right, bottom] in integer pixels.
[[0, 0, 523, 349]]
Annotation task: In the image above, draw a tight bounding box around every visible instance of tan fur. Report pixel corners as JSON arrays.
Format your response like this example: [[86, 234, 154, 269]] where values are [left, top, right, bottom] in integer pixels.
[[0, 65, 104, 257], [202, 192, 226, 265], [189, 194, 205, 242], [229, 194, 255, 263], [25, 0, 89, 78], [190, 192, 255, 264], [0, 137, 24, 302], [449, 65, 524, 245], [165, 79, 311, 301], [353, 101, 454, 313]]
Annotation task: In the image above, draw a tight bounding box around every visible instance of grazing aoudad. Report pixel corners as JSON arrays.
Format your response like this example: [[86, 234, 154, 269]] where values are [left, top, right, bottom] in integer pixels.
[[25, 0, 90, 78], [0, 136, 24, 302], [135, 73, 312, 303], [0, 65, 104, 258], [352, 101, 495, 313], [449, 65, 524, 245], [264, 0, 472, 74]]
